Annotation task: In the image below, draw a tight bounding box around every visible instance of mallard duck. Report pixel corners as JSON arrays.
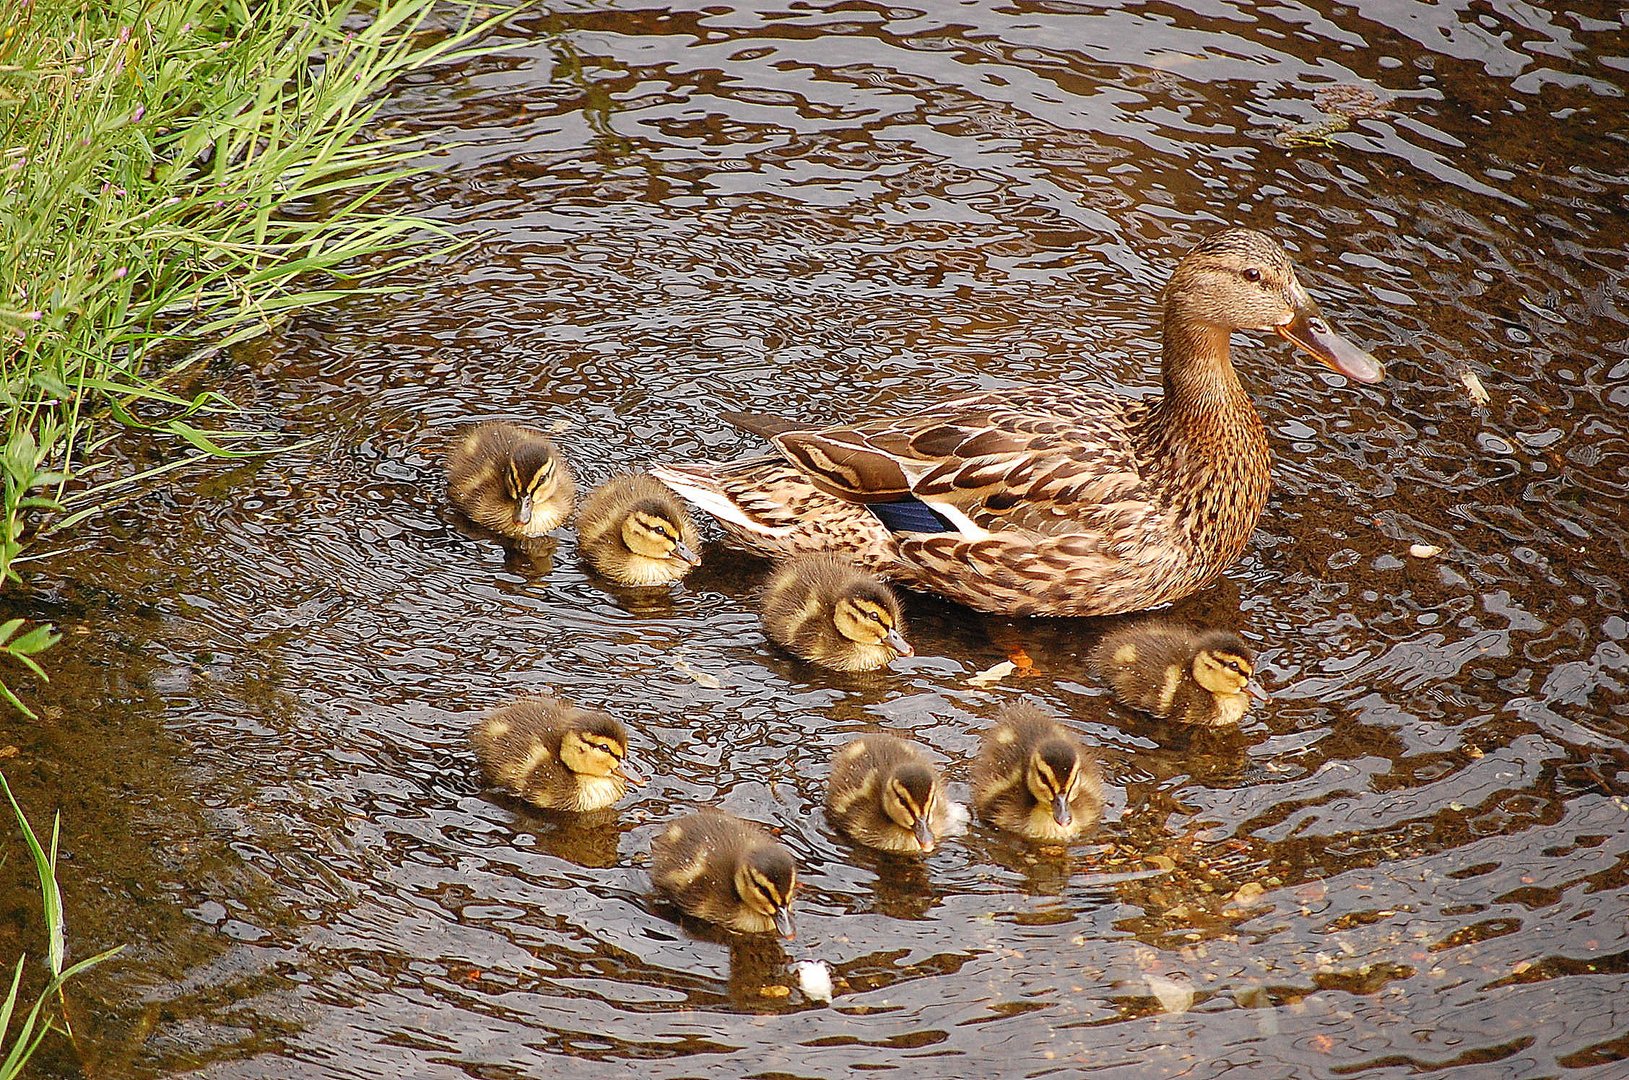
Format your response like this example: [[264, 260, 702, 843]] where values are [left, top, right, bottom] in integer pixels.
[[447, 421, 575, 539], [761, 555, 913, 672], [653, 228, 1383, 617], [1092, 624, 1265, 727], [650, 809, 798, 938], [826, 734, 950, 854], [576, 473, 701, 586], [471, 697, 640, 812], [972, 701, 1103, 842]]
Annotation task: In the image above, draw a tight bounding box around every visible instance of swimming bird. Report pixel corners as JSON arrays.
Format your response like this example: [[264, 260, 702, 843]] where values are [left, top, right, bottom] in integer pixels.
[[471, 696, 640, 812], [1092, 623, 1265, 727], [447, 421, 574, 539], [760, 555, 912, 671], [826, 734, 950, 854], [972, 701, 1103, 842], [577, 473, 701, 585], [653, 228, 1383, 616], [650, 810, 798, 938]]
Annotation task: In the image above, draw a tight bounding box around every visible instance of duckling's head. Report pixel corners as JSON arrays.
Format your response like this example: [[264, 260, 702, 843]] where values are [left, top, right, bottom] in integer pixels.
[[504, 441, 566, 528], [733, 845, 798, 939], [830, 581, 913, 660], [1166, 228, 1383, 383], [1025, 739, 1088, 828], [618, 499, 699, 565], [1189, 631, 1257, 699], [557, 714, 642, 785], [880, 761, 941, 853]]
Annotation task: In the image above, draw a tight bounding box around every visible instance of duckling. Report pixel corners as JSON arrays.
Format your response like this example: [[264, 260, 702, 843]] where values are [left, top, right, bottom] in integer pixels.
[[972, 701, 1103, 842], [577, 473, 701, 586], [761, 555, 913, 672], [650, 810, 798, 938], [471, 697, 640, 812], [826, 735, 951, 854], [447, 421, 575, 539], [1092, 625, 1264, 727]]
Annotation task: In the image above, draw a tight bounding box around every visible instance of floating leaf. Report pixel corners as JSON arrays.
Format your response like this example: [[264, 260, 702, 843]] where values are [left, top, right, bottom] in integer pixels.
[[966, 660, 1016, 687]]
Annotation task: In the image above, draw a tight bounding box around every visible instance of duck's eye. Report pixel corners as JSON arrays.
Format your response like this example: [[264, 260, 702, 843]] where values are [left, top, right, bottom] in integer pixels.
[[1243, 267, 1263, 284]]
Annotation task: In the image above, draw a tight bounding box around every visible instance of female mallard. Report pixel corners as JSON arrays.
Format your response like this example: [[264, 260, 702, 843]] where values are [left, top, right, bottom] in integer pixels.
[[972, 701, 1103, 843], [471, 696, 641, 812], [576, 473, 701, 586], [653, 229, 1383, 617], [1092, 623, 1265, 727], [826, 734, 950, 854], [650, 810, 798, 938], [447, 422, 575, 540], [761, 555, 913, 672]]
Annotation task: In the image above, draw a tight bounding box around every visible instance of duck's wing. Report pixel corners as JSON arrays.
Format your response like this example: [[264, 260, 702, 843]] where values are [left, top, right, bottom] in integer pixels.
[[764, 387, 1159, 537]]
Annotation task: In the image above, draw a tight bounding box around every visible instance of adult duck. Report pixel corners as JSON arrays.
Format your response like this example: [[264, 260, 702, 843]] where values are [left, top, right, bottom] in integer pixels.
[[654, 229, 1383, 617]]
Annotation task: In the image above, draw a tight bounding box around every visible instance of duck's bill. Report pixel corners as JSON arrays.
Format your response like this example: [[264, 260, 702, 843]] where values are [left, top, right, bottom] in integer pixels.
[[615, 762, 645, 786], [672, 540, 701, 566], [913, 814, 937, 852], [1051, 792, 1073, 828], [773, 906, 797, 941], [1246, 681, 1271, 704], [884, 628, 914, 659], [1277, 307, 1384, 383], [513, 493, 534, 526]]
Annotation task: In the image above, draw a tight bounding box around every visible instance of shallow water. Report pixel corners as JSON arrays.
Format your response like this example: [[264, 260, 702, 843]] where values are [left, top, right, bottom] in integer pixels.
[[5, 1, 1629, 1076]]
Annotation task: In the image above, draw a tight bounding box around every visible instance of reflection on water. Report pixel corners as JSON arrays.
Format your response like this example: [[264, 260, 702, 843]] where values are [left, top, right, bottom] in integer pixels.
[[5, 0, 1629, 1076]]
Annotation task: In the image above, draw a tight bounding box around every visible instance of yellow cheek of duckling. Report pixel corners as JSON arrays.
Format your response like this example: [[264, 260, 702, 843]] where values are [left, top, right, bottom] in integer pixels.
[[835, 599, 891, 645], [624, 514, 678, 558]]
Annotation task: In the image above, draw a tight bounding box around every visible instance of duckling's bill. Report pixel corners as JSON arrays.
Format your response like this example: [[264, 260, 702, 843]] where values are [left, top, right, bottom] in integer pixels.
[[1276, 303, 1384, 383], [884, 627, 913, 659], [913, 813, 936, 852], [774, 905, 797, 940], [1051, 792, 1073, 828]]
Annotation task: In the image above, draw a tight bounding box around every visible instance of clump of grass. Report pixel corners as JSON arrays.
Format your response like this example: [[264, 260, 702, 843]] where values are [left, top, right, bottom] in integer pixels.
[[0, 772, 123, 1076], [1, 0, 514, 714]]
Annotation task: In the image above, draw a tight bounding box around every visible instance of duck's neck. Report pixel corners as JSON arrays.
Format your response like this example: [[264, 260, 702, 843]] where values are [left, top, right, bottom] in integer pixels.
[[1139, 314, 1273, 561]]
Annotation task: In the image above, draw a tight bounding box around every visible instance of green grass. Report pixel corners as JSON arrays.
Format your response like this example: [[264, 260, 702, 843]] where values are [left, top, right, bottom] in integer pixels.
[[0, 772, 123, 1077], [0, 0, 515, 716]]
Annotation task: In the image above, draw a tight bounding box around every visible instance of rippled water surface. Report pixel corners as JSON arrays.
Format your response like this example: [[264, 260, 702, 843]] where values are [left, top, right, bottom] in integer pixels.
[[6, 1, 1629, 1076]]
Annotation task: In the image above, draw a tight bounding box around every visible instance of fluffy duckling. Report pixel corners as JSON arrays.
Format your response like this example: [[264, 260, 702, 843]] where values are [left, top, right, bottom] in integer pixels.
[[1092, 625, 1264, 727], [826, 735, 951, 854], [761, 555, 913, 672], [577, 473, 701, 586], [650, 810, 798, 938], [972, 702, 1103, 843], [447, 421, 575, 539], [471, 697, 640, 812]]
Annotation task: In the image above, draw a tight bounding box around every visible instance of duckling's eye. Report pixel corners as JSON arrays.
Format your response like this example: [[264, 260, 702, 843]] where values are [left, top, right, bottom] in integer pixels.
[[1242, 267, 1263, 283]]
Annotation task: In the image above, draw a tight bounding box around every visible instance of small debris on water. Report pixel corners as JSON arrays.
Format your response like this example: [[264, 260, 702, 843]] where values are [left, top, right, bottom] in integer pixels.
[[796, 960, 834, 1003], [1409, 543, 1442, 558], [966, 660, 1016, 687], [1146, 972, 1195, 1014], [1460, 368, 1491, 405]]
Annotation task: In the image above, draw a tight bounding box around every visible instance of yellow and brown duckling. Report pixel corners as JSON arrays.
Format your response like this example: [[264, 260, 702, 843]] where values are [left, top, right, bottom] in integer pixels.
[[826, 735, 951, 855], [761, 555, 913, 672], [650, 809, 798, 938], [972, 701, 1103, 843], [447, 421, 575, 540], [577, 473, 701, 586], [471, 697, 640, 812], [1092, 624, 1265, 727]]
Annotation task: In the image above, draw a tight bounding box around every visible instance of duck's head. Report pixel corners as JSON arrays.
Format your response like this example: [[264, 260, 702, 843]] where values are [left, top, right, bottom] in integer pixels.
[[504, 441, 566, 527], [1189, 630, 1269, 703], [734, 845, 798, 939], [558, 713, 643, 785], [1166, 228, 1383, 383], [1025, 738, 1089, 828], [830, 580, 913, 660], [619, 499, 699, 565], [881, 761, 941, 852]]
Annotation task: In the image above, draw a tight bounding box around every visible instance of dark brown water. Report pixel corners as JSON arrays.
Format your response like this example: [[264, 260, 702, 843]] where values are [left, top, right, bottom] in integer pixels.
[[5, 1, 1629, 1076]]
